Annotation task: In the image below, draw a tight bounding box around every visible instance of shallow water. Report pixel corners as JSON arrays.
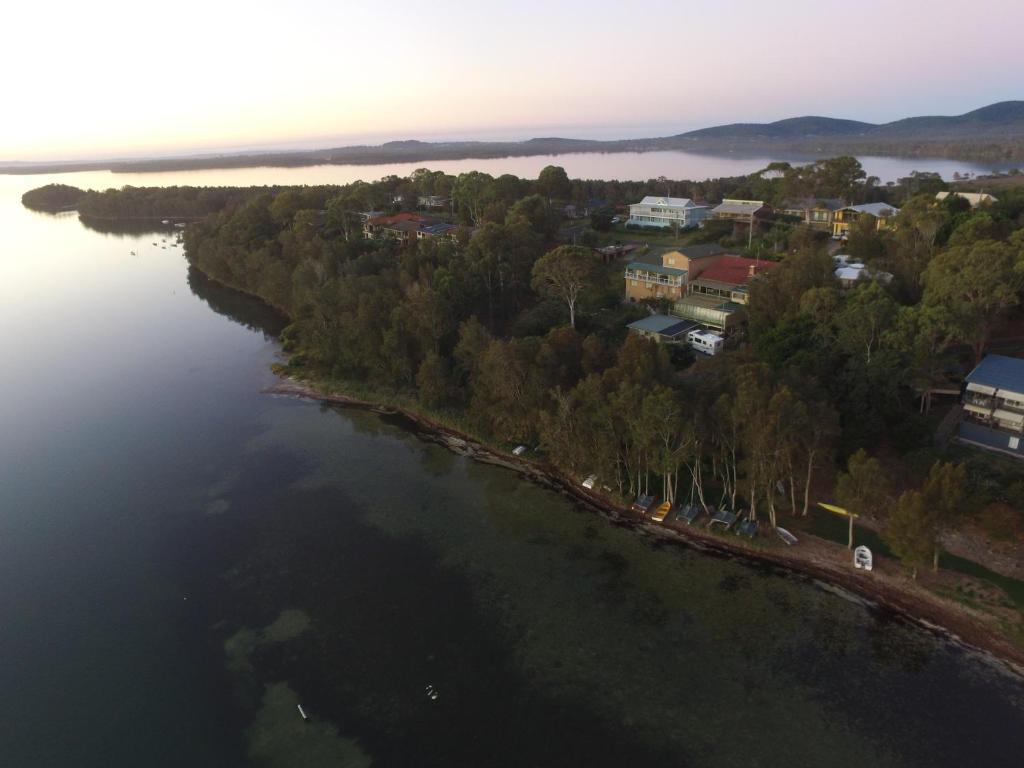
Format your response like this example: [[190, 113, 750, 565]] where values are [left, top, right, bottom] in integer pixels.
[[0, 172, 1022, 767]]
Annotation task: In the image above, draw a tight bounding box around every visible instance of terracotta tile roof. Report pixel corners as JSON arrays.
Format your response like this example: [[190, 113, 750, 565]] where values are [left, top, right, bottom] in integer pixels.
[[368, 212, 428, 225], [695, 256, 778, 287]]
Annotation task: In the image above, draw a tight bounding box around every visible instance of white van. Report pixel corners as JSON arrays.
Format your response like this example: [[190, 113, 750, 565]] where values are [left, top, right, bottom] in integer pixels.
[[687, 329, 724, 356]]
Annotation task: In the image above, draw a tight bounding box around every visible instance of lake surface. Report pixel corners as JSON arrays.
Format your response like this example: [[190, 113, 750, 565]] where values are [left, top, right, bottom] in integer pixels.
[[3, 149, 1015, 191], [1, 170, 1023, 767]]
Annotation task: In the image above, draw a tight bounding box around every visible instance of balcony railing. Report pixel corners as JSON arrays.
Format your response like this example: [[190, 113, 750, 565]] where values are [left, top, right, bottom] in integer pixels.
[[626, 271, 682, 286], [964, 393, 994, 410]]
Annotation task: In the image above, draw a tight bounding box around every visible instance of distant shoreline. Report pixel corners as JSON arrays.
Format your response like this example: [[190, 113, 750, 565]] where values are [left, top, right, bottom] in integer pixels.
[[3, 134, 1022, 177]]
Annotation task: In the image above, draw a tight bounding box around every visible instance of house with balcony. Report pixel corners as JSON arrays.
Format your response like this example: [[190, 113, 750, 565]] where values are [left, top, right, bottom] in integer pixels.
[[671, 256, 777, 332], [831, 202, 899, 239], [958, 354, 1024, 458], [363, 213, 458, 242], [709, 199, 770, 221], [627, 196, 710, 230], [779, 198, 844, 230], [624, 256, 688, 302], [660, 244, 735, 277]]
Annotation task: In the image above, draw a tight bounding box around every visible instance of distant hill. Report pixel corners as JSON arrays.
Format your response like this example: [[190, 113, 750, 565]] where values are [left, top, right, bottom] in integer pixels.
[[682, 116, 875, 140], [2, 101, 1022, 175], [870, 101, 1024, 138], [678, 101, 1024, 142]]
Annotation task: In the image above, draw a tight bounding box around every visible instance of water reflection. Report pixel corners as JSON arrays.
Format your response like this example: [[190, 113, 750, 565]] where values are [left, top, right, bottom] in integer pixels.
[[78, 216, 177, 237], [1, 166, 1022, 768], [187, 265, 288, 338]]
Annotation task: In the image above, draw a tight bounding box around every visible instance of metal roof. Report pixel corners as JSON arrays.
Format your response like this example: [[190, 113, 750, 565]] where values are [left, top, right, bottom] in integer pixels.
[[627, 314, 695, 337], [965, 355, 1024, 392], [835, 265, 867, 281], [711, 201, 766, 216], [420, 222, 456, 235], [695, 255, 778, 286], [846, 202, 899, 217], [935, 191, 997, 205], [635, 196, 702, 209]]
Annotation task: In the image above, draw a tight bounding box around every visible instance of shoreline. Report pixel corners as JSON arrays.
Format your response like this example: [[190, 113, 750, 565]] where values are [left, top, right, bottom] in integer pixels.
[[265, 377, 1024, 676]]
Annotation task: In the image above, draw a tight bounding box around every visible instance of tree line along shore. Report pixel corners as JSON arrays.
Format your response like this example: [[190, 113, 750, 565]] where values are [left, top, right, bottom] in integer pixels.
[[22, 159, 1024, 662]]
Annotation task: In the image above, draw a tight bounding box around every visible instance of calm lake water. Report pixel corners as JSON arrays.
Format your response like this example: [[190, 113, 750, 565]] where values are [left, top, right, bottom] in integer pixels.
[[4, 149, 1015, 190], [1, 168, 1023, 767]]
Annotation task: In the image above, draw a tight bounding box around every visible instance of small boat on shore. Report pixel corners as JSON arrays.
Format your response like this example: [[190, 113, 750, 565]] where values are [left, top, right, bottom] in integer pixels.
[[737, 518, 759, 539], [676, 504, 703, 524], [854, 545, 873, 571], [776, 527, 798, 546], [709, 508, 738, 531], [631, 494, 656, 516], [652, 501, 672, 522]]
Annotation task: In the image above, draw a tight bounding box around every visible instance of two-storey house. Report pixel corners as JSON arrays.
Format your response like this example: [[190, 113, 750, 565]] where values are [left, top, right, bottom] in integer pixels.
[[831, 203, 899, 239], [959, 354, 1024, 458], [627, 196, 710, 230]]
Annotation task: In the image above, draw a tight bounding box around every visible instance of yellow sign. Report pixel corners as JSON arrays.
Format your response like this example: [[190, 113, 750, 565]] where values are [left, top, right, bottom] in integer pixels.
[[818, 502, 858, 518]]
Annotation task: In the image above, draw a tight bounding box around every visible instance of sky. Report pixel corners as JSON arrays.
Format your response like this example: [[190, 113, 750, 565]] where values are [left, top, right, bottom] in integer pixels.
[[4, 0, 1023, 162]]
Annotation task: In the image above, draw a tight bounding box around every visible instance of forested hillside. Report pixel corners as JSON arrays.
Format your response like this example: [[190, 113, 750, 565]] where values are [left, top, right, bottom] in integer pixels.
[[5, 102, 1023, 176]]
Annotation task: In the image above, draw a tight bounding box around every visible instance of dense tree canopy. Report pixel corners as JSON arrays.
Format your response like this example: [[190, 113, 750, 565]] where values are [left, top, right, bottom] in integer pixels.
[[24, 164, 1024, 557]]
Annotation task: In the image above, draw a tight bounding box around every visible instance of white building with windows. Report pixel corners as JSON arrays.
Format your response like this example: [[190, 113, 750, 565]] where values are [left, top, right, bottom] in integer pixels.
[[627, 196, 709, 229]]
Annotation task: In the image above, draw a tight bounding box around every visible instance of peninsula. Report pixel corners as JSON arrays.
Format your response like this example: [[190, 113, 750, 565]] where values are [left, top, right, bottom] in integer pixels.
[[22, 159, 1024, 669]]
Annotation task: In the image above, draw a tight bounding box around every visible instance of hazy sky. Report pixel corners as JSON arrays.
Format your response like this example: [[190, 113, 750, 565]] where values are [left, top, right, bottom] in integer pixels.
[[4, 0, 1022, 161]]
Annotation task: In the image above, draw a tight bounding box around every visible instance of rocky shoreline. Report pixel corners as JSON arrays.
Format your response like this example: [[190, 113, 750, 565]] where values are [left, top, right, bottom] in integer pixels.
[[265, 378, 1024, 676]]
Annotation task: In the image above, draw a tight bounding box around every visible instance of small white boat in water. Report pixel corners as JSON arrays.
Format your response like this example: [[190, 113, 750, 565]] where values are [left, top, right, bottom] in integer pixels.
[[854, 545, 873, 571], [297, 704, 308, 720]]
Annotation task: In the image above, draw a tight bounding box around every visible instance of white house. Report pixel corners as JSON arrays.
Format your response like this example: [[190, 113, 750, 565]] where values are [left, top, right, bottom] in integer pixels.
[[628, 196, 710, 229], [834, 263, 893, 289], [935, 191, 998, 208]]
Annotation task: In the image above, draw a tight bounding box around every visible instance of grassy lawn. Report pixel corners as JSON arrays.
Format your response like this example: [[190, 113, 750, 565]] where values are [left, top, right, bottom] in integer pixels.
[[805, 508, 1024, 611], [599, 225, 711, 248]]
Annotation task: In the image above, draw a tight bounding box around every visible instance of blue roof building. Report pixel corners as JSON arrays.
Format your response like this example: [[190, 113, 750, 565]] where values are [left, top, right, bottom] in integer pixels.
[[959, 354, 1024, 458]]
